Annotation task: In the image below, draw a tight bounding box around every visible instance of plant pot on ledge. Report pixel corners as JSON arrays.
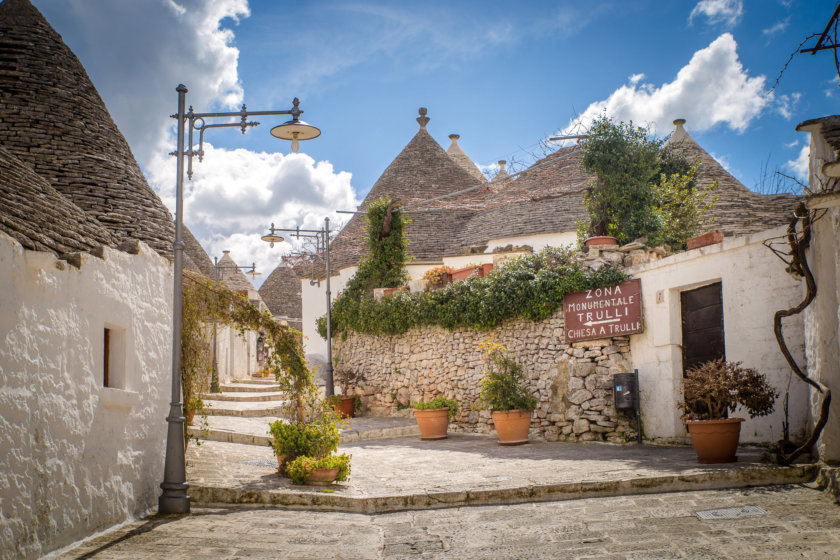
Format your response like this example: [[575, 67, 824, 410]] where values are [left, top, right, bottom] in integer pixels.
[[684, 418, 744, 463], [414, 408, 450, 440], [680, 358, 777, 464], [584, 235, 618, 248], [492, 409, 532, 445], [328, 395, 356, 418]]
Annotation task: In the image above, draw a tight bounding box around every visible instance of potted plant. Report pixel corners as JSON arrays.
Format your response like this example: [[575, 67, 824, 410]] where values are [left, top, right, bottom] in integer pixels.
[[476, 342, 537, 445], [680, 358, 777, 464], [286, 452, 352, 486], [268, 409, 341, 474], [421, 265, 453, 290], [412, 396, 459, 440], [327, 394, 358, 418], [185, 394, 205, 425]]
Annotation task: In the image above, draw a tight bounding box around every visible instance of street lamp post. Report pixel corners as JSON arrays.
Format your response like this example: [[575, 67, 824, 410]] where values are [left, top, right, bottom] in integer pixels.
[[210, 258, 258, 393], [159, 84, 319, 515], [261, 218, 334, 396]]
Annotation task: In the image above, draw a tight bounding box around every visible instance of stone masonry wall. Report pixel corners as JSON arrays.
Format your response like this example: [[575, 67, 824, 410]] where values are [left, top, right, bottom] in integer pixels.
[[332, 243, 669, 443], [334, 312, 638, 443]]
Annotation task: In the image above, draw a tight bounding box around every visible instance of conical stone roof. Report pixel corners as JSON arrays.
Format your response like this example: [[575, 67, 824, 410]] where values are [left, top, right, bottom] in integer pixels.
[[326, 108, 481, 273], [446, 134, 485, 183], [0, 145, 118, 255], [0, 0, 175, 258], [216, 251, 258, 293], [259, 265, 302, 320], [182, 226, 214, 277], [665, 119, 797, 236]]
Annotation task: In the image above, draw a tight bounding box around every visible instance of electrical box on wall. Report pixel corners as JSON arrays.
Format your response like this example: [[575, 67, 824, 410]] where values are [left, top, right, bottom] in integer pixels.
[[613, 372, 637, 410]]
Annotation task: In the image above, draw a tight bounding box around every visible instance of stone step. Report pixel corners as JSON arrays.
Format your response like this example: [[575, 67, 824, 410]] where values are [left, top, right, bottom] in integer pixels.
[[202, 391, 286, 402], [219, 383, 282, 393], [202, 400, 286, 418], [232, 377, 277, 385]]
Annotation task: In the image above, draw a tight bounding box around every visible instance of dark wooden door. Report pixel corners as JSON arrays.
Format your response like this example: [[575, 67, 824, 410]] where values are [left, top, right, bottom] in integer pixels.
[[680, 282, 724, 375]]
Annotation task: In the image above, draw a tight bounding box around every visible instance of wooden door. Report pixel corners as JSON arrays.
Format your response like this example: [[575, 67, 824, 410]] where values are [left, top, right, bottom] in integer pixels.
[[680, 282, 724, 374]]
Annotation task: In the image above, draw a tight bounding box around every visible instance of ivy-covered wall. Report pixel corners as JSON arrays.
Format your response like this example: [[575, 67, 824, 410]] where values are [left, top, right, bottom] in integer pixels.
[[333, 308, 639, 443]]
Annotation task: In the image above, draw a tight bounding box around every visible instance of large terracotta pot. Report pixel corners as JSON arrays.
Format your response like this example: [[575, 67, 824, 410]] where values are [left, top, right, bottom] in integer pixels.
[[333, 396, 356, 418], [584, 236, 619, 247], [304, 466, 340, 486], [492, 409, 532, 445], [684, 418, 744, 463], [414, 408, 450, 440]]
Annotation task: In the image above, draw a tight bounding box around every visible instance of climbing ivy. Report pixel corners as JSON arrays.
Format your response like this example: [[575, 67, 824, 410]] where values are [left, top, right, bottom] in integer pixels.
[[182, 271, 314, 434], [318, 246, 627, 338]]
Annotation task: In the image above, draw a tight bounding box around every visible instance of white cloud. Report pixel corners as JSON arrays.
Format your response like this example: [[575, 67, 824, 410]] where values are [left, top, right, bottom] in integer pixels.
[[558, 34, 770, 138], [786, 144, 810, 183], [785, 139, 799, 148], [689, 0, 744, 27], [762, 17, 790, 37], [38, 0, 249, 167], [776, 92, 801, 119], [146, 144, 359, 285]]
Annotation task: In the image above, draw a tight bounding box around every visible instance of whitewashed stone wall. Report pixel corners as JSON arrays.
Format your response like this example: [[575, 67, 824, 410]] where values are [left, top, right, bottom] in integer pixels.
[[0, 232, 172, 559], [334, 311, 640, 443], [215, 326, 260, 384]]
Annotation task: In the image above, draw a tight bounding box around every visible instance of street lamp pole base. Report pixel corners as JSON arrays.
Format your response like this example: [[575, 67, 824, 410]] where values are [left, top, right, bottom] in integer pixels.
[[158, 489, 190, 514]]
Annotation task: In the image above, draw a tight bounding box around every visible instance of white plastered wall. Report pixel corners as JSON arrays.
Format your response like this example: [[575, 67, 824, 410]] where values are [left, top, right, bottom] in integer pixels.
[[800, 122, 840, 462], [214, 326, 259, 384], [0, 232, 173, 559], [628, 226, 809, 443]]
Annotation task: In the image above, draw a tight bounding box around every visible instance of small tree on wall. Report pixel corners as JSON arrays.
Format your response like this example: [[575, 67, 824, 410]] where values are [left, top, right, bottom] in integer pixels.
[[579, 115, 713, 248]]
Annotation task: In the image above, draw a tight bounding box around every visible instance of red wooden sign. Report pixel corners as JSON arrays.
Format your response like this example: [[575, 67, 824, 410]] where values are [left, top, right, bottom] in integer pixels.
[[564, 278, 643, 342]]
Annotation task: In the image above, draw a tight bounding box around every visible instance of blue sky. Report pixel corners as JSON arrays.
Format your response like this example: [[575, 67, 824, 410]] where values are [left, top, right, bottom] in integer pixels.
[[30, 0, 838, 284]]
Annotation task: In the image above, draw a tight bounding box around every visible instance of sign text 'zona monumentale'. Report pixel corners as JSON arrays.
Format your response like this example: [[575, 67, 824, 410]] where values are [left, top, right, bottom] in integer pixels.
[[564, 278, 643, 342]]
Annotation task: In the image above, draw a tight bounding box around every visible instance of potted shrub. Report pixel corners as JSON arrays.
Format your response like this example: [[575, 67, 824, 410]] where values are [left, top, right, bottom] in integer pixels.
[[286, 453, 351, 486], [185, 394, 205, 425], [412, 396, 459, 440], [421, 265, 453, 290], [268, 410, 340, 474], [476, 342, 537, 445], [327, 394, 357, 418], [680, 358, 777, 464]]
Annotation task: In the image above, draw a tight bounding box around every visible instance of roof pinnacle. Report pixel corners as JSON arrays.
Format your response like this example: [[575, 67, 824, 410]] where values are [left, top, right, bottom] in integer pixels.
[[417, 107, 430, 129]]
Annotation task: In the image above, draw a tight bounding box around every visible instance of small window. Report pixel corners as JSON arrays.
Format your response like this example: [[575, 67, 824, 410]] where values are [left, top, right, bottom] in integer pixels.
[[103, 324, 126, 389]]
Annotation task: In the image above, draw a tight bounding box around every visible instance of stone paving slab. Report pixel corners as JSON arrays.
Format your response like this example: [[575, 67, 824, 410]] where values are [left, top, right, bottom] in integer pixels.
[[200, 399, 286, 417], [188, 415, 420, 446], [186, 435, 818, 513], [54, 486, 840, 560]]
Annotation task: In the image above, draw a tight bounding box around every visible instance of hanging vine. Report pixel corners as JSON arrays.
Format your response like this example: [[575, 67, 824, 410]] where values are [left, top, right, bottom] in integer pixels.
[[182, 270, 314, 435]]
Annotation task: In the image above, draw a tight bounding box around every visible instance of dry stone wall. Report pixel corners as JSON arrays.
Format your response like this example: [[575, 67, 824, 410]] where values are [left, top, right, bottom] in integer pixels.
[[334, 311, 637, 442], [332, 242, 668, 443]]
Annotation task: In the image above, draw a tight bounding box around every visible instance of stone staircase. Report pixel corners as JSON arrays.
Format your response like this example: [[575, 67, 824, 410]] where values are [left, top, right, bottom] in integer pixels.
[[187, 376, 419, 447]]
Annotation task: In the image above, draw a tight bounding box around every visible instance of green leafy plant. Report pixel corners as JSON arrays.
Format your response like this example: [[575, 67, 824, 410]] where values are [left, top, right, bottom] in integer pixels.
[[475, 342, 537, 412], [326, 395, 343, 408], [413, 396, 459, 419], [285, 453, 352, 485], [580, 115, 700, 246], [268, 412, 340, 463], [319, 246, 627, 338], [651, 163, 717, 250], [680, 358, 778, 421]]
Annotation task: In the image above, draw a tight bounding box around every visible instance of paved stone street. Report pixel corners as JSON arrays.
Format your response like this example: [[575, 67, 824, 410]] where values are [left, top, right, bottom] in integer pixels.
[[55, 485, 839, 559]]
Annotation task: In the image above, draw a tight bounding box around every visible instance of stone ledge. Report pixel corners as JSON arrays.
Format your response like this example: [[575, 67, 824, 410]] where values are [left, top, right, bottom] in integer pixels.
[[100, 387, 141, 409], [189, 464, 819, 514]]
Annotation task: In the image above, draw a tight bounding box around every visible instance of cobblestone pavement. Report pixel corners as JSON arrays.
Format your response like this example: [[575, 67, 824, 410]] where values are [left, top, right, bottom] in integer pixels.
[[55, 485, 840, 559]]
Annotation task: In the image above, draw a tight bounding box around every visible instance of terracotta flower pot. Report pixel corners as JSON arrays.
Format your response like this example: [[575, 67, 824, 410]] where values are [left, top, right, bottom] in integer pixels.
[[275, 453, 289, 473], [187, 410, 196, 425], [333, 396, 355, 418], [684, 417, 744, 463], [414, 408, 450, 440], [304, 466, 340, 486], [584, 236, 619, 247], [492, 409, 532, 445]]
